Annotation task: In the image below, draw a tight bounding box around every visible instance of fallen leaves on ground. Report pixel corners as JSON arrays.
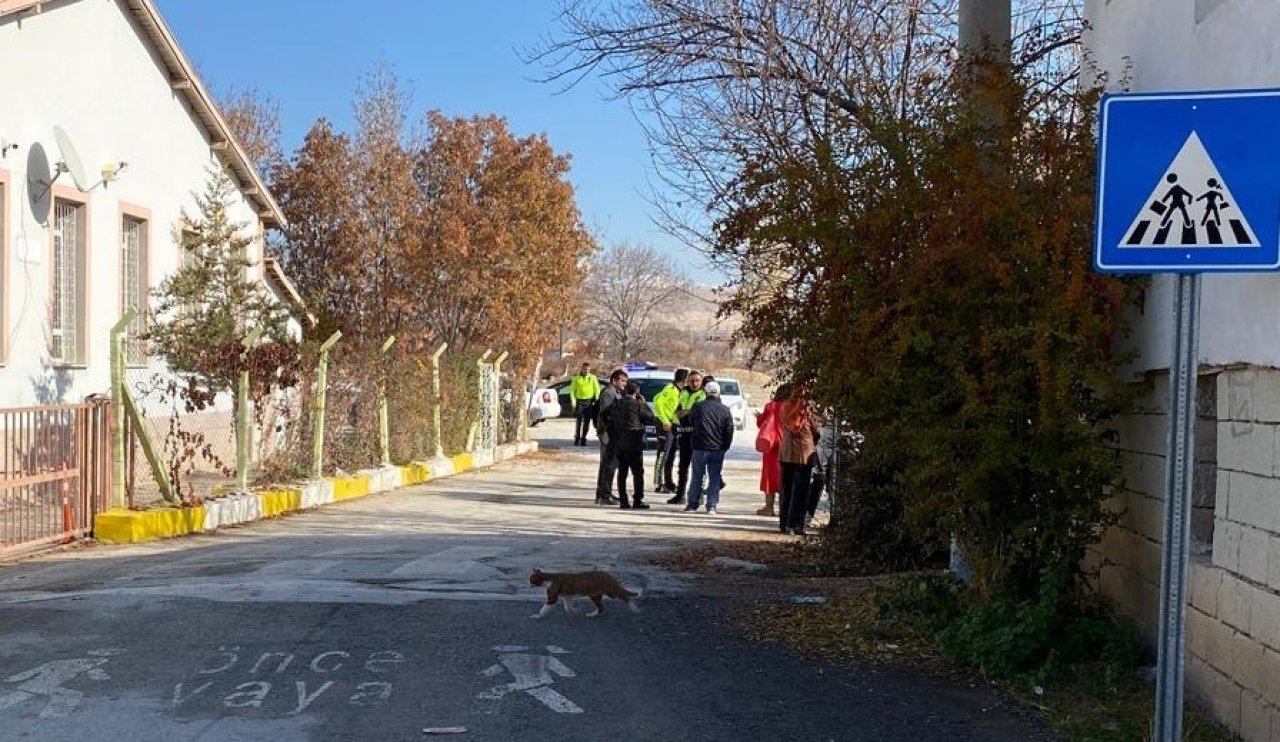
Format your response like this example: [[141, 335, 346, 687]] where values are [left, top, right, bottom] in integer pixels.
[[649, 540, 1240, 741]]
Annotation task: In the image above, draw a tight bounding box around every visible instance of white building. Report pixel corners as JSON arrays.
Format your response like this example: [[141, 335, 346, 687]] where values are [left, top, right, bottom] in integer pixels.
[[1086, 1, 1280, 739], [0, 0, 305, 410]]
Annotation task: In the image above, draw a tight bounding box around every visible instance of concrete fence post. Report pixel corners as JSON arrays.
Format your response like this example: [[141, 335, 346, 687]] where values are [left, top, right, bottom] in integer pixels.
[[311, 331, 343, 479]]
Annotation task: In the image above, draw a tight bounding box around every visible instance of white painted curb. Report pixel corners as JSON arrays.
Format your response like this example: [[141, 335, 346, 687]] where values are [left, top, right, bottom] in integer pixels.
[[361, 466, 403, 493], [203, 493, 263, 531], [300, 479, 335, 509]]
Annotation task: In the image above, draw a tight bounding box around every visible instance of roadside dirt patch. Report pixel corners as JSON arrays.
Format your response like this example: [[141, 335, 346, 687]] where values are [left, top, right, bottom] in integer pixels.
[[651, 538, 949, 671]]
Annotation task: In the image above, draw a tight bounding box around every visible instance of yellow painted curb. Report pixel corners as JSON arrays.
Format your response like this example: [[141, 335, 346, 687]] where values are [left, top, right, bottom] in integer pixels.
[[332, 475, 372, 502], [399, 464, 430, 485], [93, 449, 534, 545], [258, 489, 302, 518], [95, 507, 205, 544]]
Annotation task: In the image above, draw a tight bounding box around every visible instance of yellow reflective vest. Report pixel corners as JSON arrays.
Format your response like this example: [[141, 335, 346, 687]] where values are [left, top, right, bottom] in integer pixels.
[[569, 373, 600, 405], [653, 383, 680, 425]]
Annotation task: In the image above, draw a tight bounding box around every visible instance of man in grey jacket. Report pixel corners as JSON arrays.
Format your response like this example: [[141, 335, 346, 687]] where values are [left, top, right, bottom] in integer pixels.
[[594, 368, 628, 505], [683, 381, 734, 514]]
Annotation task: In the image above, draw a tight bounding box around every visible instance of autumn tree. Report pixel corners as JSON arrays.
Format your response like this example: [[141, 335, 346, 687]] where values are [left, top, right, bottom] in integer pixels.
[[218, 86, 284, 180], [544, 1, 1139, 657], [272, 119, 360, 340], [272, 67, 423, 351], [580, 243, 687, 361], [350, 65, 421, 349], [538, 0, 1083, 251], [411, 111, 595, 369], [270, 67, 594, 457]]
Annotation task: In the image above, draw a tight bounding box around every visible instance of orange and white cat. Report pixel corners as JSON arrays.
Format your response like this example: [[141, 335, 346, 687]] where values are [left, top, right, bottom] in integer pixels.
[[528, 568, 640, 619]]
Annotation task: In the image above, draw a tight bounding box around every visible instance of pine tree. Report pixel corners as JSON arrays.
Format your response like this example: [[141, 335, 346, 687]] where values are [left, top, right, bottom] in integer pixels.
[[147, 167, 290, 392]]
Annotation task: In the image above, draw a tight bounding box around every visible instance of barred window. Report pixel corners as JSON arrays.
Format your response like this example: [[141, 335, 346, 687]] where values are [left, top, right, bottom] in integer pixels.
[[51, 199, 86, 364], [122, 216, 148, 365]]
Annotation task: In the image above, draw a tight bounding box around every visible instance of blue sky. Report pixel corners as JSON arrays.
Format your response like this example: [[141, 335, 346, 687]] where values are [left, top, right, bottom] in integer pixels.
[[153, 0, 717, 282]]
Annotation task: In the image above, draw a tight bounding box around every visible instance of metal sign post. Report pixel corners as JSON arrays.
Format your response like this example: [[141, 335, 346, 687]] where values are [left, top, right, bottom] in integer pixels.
[[1154, 273, 1201, 740]]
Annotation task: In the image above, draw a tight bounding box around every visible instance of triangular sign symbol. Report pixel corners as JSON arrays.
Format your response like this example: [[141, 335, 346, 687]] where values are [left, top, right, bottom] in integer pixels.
[[1120, 131, 1259, 248]]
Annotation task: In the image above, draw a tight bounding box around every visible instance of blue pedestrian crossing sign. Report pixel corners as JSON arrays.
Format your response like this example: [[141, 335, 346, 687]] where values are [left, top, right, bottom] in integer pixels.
[[1095, 89, 1280, 273]]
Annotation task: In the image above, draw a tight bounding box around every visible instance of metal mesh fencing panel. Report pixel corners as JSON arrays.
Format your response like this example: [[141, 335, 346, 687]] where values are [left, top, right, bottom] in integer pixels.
[[123, 365, 237, 507]]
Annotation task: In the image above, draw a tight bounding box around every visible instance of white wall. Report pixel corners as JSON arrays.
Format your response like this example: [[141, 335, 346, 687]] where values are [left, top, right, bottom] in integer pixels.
[[1086, 0, 1280, 373], [0, 0, 267, 406]]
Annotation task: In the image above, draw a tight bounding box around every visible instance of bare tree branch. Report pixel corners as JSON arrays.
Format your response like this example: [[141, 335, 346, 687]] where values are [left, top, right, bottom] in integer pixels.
[[580, 243, 688, 360]]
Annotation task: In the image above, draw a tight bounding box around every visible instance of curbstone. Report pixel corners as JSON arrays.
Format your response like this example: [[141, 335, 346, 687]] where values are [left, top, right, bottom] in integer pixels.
[[203, 493, 263, 531], [95, 507, 204, 544], [300, 479, 334, 509], [428, 457, 455, 479], [332, 474, 372, 502], [94, 444, 538, 545], [360, 466, 402, 494], [258, 489, 302, 518]]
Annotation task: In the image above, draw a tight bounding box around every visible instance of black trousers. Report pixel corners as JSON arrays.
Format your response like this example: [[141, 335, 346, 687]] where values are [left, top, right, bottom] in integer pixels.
[[654, 427, 676, 490], [675, 431, 694, 497], [807, 469, 824, 518], [596, 439, 619, 500], [574, 402, 594, 443], [780, 461, 814, 531], [617, 449, 645, 504]]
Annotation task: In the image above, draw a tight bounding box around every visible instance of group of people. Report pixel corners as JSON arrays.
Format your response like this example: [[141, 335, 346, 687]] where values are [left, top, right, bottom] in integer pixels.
[[569, 364, 734, 514], [567, 363, 824, 536], [754, 384, 824, 536]]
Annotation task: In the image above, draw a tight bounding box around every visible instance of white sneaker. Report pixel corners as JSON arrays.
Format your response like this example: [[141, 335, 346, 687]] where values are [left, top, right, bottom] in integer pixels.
[[707, 508, 718, 515]]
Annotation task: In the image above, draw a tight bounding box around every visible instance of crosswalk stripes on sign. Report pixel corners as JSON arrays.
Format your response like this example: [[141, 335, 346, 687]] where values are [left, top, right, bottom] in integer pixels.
[[1120, 131, 1259, 248]]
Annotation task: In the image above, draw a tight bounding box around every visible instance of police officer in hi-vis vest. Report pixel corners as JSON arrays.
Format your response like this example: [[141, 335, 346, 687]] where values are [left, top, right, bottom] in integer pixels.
[[669, 370, 706, 505], [568, 362, 600, 446]]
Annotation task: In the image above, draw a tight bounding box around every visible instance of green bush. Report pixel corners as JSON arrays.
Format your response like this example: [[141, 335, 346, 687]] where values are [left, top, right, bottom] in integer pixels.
[[823, 436, 948, 571], [866, 573, 1144, 692], [938, 573, 1145, 689]]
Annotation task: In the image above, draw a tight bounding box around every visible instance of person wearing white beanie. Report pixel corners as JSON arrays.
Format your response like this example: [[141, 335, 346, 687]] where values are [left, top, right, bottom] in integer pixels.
[[684, 380, 734, 514]]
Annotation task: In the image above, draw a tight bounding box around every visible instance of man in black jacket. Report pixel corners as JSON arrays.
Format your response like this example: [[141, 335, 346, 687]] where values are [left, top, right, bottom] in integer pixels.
[[593, 368, 628, 505], [602, 382, 660, 510], [683, 381, 734, 514]]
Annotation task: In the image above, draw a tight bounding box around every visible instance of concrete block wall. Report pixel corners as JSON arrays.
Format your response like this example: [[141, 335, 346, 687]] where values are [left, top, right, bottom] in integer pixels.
[[1100, 367, 1280, 740]]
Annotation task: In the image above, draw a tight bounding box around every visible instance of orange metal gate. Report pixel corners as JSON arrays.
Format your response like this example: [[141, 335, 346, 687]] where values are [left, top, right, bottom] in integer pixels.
[[0, 400, 112, 557]]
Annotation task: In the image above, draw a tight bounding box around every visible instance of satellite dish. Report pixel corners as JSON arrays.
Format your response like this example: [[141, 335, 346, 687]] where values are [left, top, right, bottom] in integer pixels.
[[26, 142, 52, 223], [53, 125, 91, 192]]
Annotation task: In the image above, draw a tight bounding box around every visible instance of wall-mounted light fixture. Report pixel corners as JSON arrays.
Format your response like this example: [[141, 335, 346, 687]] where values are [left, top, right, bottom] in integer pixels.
[[100, 161, 128, 187]]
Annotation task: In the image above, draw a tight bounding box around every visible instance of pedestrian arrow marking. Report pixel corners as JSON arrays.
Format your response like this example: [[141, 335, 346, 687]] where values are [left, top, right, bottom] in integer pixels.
[[476, 645, 583, 714], [1121, 131, 1259, 248]]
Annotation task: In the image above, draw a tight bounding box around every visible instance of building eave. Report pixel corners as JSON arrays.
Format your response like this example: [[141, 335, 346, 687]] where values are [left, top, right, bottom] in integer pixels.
[[263, 257, 317, 328]]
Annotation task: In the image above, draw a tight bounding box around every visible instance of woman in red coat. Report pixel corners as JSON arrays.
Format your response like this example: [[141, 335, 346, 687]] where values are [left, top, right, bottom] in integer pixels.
[[754, 384, 790, 517]]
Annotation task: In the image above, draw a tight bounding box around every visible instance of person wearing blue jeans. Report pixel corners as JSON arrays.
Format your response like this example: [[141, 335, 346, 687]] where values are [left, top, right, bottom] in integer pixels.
[[682, 381, 735, 514], [688, 448, 727, 513]]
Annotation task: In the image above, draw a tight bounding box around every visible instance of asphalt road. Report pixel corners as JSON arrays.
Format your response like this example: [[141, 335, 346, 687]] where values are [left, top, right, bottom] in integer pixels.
[[0, 419, 1050, 741]]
